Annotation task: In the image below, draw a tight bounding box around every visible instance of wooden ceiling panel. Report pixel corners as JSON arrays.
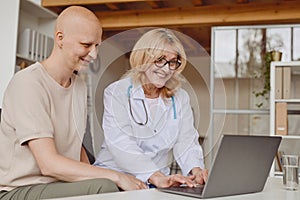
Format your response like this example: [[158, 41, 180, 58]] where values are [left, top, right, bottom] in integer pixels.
[[41, 0, 300, 55], [42, 0, 157, 6], [93, 2, 300, 29]]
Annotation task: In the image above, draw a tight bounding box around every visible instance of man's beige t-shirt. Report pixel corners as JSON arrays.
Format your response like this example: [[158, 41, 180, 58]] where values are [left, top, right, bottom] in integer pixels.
[[0, 62, 87, 191]]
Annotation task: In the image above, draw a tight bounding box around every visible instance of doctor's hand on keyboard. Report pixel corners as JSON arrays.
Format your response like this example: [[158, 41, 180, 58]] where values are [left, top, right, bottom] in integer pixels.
[[147, 171, 198, 188], [190, 167, 209, 185]]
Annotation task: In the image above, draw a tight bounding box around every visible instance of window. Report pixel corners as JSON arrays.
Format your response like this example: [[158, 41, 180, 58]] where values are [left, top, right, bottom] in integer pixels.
[[209, 24, 300, 152]]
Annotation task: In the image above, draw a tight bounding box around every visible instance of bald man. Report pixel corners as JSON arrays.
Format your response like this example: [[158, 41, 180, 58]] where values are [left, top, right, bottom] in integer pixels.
[[0, 6, 146, 200]]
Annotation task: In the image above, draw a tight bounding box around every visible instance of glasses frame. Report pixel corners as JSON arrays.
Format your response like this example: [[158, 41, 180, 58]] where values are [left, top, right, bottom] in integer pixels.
[[154, 57, 181, 70]]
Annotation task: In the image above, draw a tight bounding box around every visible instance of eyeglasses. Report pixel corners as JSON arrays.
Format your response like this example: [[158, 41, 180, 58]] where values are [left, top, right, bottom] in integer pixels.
[[154, 57, 181, 70]]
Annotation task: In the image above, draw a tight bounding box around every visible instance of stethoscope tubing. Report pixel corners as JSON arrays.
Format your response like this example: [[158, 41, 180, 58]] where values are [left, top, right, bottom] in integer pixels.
[[127, 84, 176, 126]]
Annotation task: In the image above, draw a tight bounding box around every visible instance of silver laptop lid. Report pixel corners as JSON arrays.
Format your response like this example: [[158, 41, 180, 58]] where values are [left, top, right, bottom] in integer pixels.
[[202, 134, 281, 198], [157, 134, 281, 198]]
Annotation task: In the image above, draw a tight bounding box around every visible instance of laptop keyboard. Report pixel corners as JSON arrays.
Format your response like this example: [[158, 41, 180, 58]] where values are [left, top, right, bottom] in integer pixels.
[[165, 185, 204, 195]]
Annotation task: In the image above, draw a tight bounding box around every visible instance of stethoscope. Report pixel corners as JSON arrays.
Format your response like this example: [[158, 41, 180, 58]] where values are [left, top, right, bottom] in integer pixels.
[[127, 84, 177, 126]]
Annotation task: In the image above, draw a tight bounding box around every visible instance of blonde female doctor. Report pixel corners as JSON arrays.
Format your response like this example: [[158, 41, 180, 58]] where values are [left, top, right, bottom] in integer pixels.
[[94, 28, 208, 188]]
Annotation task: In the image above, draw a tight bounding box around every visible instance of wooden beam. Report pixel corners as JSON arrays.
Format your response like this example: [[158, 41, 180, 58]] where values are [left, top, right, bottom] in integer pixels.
[[94, 1, 300, 30], [146, 1, 160, 9], [42, 0, 159, 6], [192, 0, 203, 6], [236, 0, 249, 3], [106, 3, 119, 10]]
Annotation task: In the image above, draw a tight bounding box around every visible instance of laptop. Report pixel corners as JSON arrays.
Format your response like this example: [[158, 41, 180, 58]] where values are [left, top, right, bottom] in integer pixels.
[[158, 134, 282, 198]]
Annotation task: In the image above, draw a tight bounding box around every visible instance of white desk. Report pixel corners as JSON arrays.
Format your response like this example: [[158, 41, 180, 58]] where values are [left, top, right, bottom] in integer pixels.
[[46, 177, 300, 200]]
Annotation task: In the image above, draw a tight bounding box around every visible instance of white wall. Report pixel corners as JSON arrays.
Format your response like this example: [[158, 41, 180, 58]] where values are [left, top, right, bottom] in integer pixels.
[[182, 57, 210, 138], [0, 0, 19, 107]]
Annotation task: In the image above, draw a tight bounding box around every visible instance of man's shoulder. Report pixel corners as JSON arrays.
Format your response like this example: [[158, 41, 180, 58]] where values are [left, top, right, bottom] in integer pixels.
[[9, 62, 43, 87], [13, 62, 43, 80]]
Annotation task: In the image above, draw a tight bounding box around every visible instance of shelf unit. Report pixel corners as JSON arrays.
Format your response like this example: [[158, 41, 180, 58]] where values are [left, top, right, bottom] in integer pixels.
[[21, 0, 57, 18], [16, 0, 57, 71], [0, 0, 57, 106], [269, 61, 300, 177]]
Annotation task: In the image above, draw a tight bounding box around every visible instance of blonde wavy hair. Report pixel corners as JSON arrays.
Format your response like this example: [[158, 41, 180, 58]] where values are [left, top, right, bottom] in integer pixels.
[[124, 28, 187, 98]]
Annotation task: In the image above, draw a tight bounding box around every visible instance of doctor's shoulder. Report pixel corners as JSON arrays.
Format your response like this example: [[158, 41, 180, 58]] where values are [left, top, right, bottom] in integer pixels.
[[104, 78, 131, 95], [173, 88, 191, 103]]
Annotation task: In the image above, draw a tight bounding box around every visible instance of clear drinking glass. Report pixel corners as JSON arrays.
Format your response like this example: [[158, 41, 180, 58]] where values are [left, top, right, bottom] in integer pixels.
[[282, 155, 299, 190]]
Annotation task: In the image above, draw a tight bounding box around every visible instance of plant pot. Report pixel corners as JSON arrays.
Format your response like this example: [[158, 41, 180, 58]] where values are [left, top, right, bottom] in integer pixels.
[[271, 51, 282, 61]]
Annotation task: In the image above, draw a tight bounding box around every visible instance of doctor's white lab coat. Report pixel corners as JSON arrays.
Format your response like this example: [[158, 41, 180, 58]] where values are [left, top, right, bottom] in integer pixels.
[[94, 77, 204, 182]]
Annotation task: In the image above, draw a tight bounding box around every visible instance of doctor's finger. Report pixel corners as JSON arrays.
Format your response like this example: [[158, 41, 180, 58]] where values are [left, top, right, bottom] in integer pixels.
[[195, 170, 208, 184], [170, 175, 195, 187], [202, 169, 209, 183]]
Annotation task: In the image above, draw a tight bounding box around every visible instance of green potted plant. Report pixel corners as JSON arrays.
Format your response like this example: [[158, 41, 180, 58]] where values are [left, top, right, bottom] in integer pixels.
[[253, 50, 282, 108]]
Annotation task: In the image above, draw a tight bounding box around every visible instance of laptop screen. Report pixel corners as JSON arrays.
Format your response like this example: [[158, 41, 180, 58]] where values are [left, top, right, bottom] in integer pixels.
[[158, 135, 282, 199]]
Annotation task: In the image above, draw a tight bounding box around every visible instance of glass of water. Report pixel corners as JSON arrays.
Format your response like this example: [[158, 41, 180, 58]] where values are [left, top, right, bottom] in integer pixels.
[[282, 155, 299, 190]]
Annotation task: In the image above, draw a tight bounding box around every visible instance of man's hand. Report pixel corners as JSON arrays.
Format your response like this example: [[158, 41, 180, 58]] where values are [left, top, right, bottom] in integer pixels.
[[28, 137, 147, 191], [116, 173, 148, 190]]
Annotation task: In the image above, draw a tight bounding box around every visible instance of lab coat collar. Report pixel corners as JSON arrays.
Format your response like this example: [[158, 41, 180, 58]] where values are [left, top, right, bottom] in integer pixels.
[[130, 83, 173, 112], [130, 84, 172, 101], [130, 84, 145, 100]]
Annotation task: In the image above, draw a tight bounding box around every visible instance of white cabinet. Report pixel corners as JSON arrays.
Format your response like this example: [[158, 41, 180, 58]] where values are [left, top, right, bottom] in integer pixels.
[[0, 0, 57, 106], [269, 61, 300, 176], [0, 0, 20, 107], [16, 0, 57, 70]]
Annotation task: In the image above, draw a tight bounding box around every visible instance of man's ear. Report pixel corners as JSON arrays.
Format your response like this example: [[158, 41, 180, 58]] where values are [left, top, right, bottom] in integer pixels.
[[56, 31, 64, 48]]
